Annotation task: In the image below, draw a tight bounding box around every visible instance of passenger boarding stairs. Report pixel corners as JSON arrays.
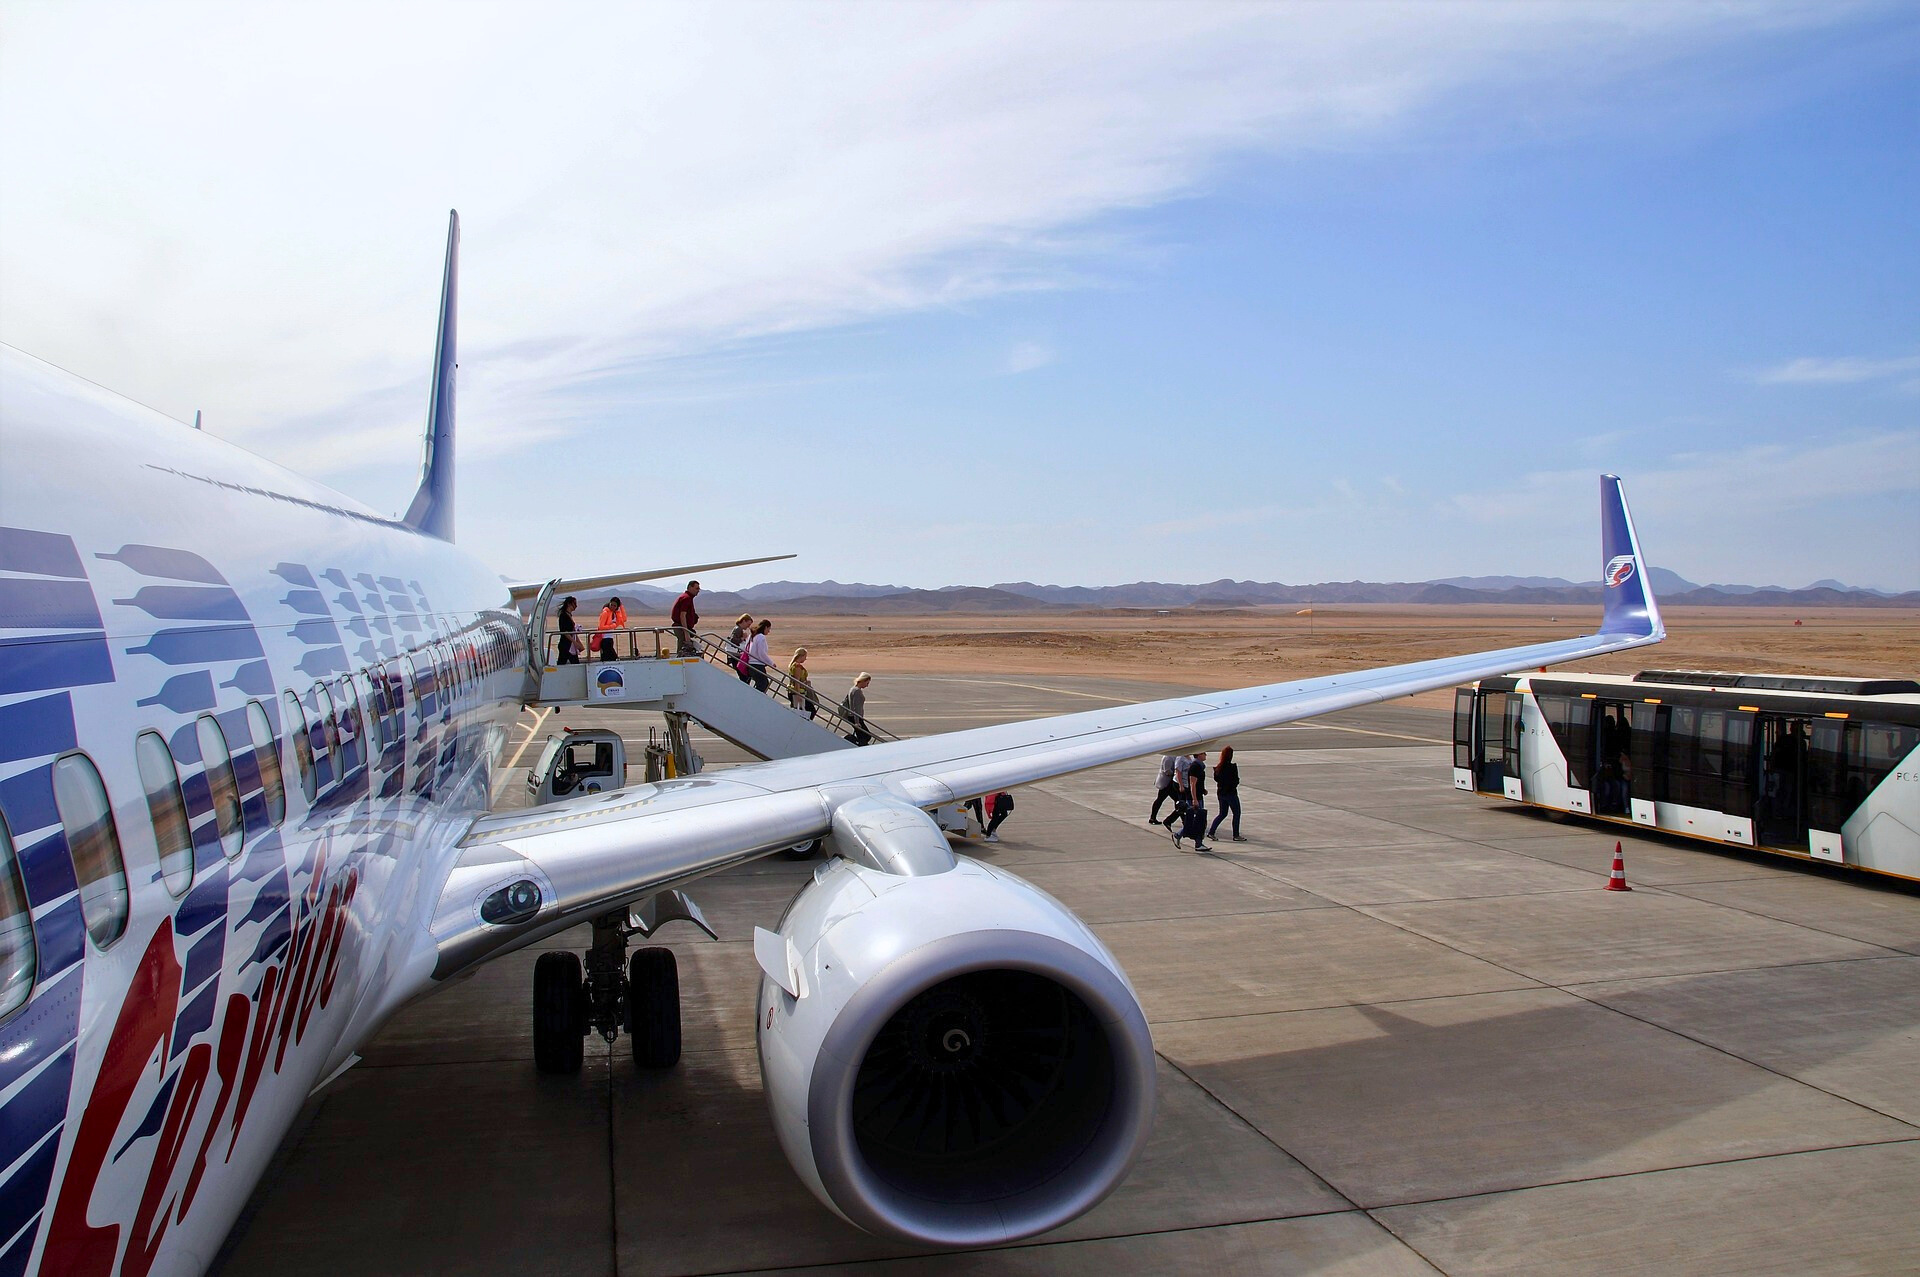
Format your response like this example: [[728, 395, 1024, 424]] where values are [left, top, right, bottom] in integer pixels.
[[525, 622, 892, 764]]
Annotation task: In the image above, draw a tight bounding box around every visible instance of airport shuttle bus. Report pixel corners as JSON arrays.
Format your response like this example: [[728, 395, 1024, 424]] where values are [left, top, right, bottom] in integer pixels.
[[1452, 670, 1920, 881]]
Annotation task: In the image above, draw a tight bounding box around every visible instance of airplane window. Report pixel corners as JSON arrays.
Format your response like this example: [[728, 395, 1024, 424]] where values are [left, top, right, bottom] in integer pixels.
[[331, 677, 360, 752], [50, 753, 129, 949], [134, 730, 194, 896], [196, 716, 245, 859], [370, 668, 393, 748], [0, 814, 35, 1020], [283, 691, 316, 803], [313, 681, 339, 758], [247, 701, 287, 826], [405, 654, 427, 714]]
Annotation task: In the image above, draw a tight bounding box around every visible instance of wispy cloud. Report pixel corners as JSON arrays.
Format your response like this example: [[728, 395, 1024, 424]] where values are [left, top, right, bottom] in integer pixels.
[[1755, 353, 1920, 385], [0, 1, 1855, 484], [1002, 342, 1056, 375]]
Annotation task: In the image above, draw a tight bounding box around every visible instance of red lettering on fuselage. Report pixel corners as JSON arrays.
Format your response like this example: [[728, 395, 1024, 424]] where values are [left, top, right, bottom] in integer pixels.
[[43, 920, 183, 1277]]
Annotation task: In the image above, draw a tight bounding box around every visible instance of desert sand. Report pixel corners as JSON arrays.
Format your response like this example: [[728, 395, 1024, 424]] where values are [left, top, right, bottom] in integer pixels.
[[740, 605, 1918, 709]]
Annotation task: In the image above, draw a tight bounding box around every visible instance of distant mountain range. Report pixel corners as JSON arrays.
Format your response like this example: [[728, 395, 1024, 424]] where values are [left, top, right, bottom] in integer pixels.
[[569, 570, 1917, 617]]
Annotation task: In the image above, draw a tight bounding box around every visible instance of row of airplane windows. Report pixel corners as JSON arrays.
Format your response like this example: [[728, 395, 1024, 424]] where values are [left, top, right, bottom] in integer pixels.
[[0, 620, 526, 1026]]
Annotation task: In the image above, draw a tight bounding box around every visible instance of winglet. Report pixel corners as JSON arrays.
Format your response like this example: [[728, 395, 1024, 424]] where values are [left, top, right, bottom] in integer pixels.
[[403, 210, 460, 541], [1598, 475, 1662, 639]]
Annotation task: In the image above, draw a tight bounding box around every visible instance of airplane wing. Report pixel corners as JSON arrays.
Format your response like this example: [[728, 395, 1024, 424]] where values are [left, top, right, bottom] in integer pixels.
[[505, 553, 798, 602], [431, 474, 1661, 979]]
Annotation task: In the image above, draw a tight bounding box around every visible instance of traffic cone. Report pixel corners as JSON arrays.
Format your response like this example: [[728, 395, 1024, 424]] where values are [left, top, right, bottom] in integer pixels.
[[1604, 842, 1632, 892]]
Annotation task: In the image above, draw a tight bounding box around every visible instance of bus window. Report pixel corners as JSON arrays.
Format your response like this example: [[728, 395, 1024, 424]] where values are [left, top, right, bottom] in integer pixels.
[[0, 815, 36, 1019], [51, 754, 129, 949], [1860, 722, 1919, 789], [135, 730, 194, 896], [247, 700, 287, 826], [196, 715, 245, 859], [284, 690, 317, 804], [1538, 694, 1594, 790]]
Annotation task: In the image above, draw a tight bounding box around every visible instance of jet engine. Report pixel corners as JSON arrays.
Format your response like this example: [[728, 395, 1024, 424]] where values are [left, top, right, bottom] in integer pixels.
[[754, 812, 1156, 1248]]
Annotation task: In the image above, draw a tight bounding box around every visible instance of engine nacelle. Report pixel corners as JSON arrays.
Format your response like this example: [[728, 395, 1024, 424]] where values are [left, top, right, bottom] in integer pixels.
[[755, 855, 1156, 1247]]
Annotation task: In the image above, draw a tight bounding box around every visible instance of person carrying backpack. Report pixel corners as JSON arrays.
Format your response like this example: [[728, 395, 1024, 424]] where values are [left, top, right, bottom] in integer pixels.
[[983, 790, 1014, 843]]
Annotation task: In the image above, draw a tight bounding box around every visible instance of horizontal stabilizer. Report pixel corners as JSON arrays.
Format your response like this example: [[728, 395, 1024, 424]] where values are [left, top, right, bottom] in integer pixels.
[[508, 553, 797, 602]]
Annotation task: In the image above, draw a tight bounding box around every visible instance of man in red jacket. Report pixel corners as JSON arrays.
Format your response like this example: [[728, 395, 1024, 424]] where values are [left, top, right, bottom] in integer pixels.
[[670, 580, 701, 655]]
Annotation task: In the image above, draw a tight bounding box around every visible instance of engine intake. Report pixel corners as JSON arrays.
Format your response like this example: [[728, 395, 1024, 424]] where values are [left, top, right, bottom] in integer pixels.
[[757, 857, 1155, 1247]]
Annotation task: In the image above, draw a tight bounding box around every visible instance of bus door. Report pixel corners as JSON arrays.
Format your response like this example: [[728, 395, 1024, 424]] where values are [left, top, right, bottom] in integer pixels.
[[1452, 688, 1476, 791], [1626, 702, 1659, 826], [1757, 714, 1814, 852], [1591, 699, 1635, 817], [1468, 690, 1524, 799], [1472, 691, 1504, 794]]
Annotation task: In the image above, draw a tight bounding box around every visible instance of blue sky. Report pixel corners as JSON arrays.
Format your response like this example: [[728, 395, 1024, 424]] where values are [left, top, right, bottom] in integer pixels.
[[4, 2, 1916, 590]]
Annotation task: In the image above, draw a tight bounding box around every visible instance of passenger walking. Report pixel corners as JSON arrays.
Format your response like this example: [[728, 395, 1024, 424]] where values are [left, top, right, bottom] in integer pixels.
[[1173, 751, 1211, 851], [1208, 745, 1246, 842], [1159, 753, 1195, 833], [787, 647, 817, 718], [840, 673, 873, 745], [983, 790, 1014, 843], [593, 596, 628, 661], [744, 619, 773, 692], [670, 580, 701, 656], [726, 614, 753, 680], [555, 595, 580, 665], [1148, 753, 1183, 825]]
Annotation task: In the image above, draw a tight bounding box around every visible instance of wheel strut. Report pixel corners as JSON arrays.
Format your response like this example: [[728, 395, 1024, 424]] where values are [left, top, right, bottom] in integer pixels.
[[532, 905, 683, 1072]]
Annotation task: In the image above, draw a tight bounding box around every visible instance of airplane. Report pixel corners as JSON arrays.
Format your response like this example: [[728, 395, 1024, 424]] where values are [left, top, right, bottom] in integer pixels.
[[0, 211, 1663, 1275]]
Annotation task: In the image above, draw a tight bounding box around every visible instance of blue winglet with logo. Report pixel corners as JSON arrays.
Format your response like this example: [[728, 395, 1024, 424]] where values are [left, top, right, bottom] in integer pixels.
[[1598, 474, 1662, 639]]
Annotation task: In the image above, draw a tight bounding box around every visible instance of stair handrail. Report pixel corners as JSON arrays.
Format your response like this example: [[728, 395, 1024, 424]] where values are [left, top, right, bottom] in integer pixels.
[[689, 630, 899, 743], [531, 620, 898, 744]]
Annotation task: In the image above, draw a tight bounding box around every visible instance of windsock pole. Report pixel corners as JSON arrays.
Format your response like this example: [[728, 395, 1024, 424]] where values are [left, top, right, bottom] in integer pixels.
[[1604, 842, 1632, 892]]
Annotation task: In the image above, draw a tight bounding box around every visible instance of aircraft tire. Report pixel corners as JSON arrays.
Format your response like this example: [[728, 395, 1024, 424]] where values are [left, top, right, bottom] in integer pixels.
[[626, 946, 681, 1069], [781, 838, 823, 860], [533, 951, 586, 1074]]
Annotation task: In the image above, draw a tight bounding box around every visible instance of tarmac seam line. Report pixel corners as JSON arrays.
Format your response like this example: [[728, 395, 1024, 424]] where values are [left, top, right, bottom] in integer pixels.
[[685, 1208, 1408, 1277], [1358, 1134, 1920, 1215], [1548, 980, 1920, 1135]]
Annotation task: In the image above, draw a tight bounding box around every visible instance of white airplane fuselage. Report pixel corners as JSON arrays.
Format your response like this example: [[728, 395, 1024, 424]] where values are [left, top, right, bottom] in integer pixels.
[[1, 348, 525, 1275]]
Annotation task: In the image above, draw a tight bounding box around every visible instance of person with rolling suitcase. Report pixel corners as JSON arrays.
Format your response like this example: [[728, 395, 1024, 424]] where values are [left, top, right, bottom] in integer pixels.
[[1171, 751, 1211, 851]]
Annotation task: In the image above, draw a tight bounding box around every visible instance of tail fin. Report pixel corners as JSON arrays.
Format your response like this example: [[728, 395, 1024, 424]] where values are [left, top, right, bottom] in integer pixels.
[[403, 210, 460, 541], [1598, 474, 1662, 639]]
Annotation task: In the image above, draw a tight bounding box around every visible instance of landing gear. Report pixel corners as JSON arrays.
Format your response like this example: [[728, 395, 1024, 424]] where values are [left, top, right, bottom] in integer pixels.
[[533, 951, 586, 1074], [531, 908, 687, 1073], [626, 947, 681, 1068], [782, 838, 824, 860]]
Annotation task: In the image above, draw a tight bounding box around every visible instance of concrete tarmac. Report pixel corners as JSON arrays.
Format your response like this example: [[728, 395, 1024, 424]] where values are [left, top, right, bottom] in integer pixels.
[[216, 673, 1920, 1276]]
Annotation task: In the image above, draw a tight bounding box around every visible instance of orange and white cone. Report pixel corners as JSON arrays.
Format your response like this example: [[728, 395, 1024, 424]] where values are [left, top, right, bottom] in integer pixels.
[[1604, 842, 1632, 892]]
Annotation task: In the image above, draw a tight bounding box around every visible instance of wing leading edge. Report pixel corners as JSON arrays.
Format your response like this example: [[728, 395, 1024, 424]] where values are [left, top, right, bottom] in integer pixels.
[[428, 476, 1662, 981]]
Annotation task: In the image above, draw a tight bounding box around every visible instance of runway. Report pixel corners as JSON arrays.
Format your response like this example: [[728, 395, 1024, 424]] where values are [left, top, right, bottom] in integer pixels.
[[215, 673, 1920, 1275]]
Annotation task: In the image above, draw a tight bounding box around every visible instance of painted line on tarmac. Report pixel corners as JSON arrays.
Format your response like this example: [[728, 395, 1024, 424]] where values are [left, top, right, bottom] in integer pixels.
[[492, 707, 553, 800]]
